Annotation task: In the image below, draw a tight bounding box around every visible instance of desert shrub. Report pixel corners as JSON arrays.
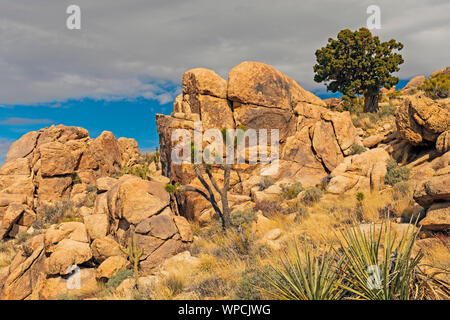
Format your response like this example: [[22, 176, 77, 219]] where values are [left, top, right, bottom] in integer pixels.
[[0, 241, 16, 268], [33, 200, 77, 228], [318, 176, 331, 191], [294, 205, 308, 223], [257, 177, 273, 191], [419, 73, 450, 99], [280, 182, 304, 200], [85, 185, 97, 193], [165, 273, 185, 296], [120, 165, 152, 180], [385, 159, 410, 186], [231, 210, 257, 228], [393, 181, 411, 199], [342, 94, 363, 114], [106, 269, 133, 290], [254, 201, 283, 218], [350, 144, 367, 155], [192, 276, 227, 298], [356, 192, 365, 202], [15, 231, 38, 244], [233, 265, 275, 300], [302, 187, 323, 206]]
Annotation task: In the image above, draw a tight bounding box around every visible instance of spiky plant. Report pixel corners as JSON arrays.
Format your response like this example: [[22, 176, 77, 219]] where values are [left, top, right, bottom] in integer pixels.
[[120, 234, 144, 287], [262, 239, 345, 300], [336, 221, 423, 300]]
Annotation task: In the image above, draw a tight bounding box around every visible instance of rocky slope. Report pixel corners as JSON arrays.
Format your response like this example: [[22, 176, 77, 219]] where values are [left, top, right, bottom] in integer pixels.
[[0, 62, 448, 300]]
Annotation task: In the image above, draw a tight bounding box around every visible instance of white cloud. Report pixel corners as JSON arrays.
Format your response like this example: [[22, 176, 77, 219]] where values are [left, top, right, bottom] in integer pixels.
[[0, 0, 448, 105]]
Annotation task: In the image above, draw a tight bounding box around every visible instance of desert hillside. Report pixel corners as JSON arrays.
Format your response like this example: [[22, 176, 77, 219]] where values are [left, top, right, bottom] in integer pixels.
[[0, 63, 449, 300]]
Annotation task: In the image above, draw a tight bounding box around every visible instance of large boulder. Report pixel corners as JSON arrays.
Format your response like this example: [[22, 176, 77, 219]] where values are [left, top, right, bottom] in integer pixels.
[[395, 94, 450, 146]]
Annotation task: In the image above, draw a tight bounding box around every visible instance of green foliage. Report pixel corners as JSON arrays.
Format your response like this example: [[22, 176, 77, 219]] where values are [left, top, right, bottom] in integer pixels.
[[280, 182, 304, 200], [33, 200, 77, 229], [419, 73, 450, 99], [233, 265, 275, 300], [106, 269, 133, 290], [85, 185, 97, 193], [257, 177, 273, 191], [350, 144, 367, 155], [337, 221, 423, 300], [393, 181, 411, 199], [302, 187, 324, 206], [356, 192, 365, 202], [314, 28, 403, 100], [385, 159, 410, 186], [263, 239, 345, 300], [164, 182, 180, 194], [120, 165, 152, 180], [230, 210, 257, 229]]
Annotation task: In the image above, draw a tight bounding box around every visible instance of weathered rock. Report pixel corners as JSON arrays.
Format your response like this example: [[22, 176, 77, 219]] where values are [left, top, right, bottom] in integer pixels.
[[436, 130, 450, 153], [96, 177, 118, 193], [395, 94, 450, 146], [106, 175, 169, 225], [90, 236, 122, 263], [45, 239, 92, 275], [413, 173, 450, 208], [419, 202, 450, 231], [39, 268, 97, 300], [44, 222, 89, 249], [327, 148, 390, 194], [173, 215, 193, 242], [227, 61, 324, 110], [135, 208, 177, 239], [182, 68, 227, 99], [84, 214, 109, 240], [401, 75, 425, 94], [96, 256, 130, 280], [5, 131, 39, 163]]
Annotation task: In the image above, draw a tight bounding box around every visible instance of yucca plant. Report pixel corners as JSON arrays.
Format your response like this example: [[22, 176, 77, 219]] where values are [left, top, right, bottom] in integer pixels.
[[336, 221, 423, 300], [262, 239, 345, 300]]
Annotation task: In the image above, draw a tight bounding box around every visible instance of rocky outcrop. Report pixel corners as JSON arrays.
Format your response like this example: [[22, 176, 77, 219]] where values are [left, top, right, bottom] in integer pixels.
[[327, 148, 390, 194], [395, 94, 450, 147], [0, 125, 140, 239], [156, 61, 362, 219], [401, 76, 425, 94]]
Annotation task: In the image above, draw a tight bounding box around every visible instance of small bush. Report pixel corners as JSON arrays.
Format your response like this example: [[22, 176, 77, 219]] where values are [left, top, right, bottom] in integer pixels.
[[350, 144, 367, 155], [192, 276, 227, 298], [120, 165, 152, 180], [257, 177, 273, 191], [106, 269, 133, 290], [280, 182, 304, 200], [419, 73, 450, 99], [385, 159, 410, 186], [393, 181, 411, 199], [231, 210, 257, 228], [86, 185, 97, 193], [233, 265, 275, 300], [33, 200, 77, 228], [302, 187, 323, 206], [254, 201, 283, 218], [165, 273, 184, 296], [295, 205, 308, 223], [356, 192, 365, 202]]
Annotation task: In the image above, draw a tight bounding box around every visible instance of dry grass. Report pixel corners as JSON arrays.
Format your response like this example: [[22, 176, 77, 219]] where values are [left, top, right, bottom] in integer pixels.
[[0, 240, 17, 268]]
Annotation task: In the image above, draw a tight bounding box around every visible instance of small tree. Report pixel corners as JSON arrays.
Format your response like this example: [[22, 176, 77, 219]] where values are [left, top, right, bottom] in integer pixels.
[[165, 136, 234, 230], [314, 28, 404, 113]]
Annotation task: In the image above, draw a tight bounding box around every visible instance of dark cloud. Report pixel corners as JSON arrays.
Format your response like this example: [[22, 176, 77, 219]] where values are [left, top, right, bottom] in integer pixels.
[[0, 0, 448, 105]]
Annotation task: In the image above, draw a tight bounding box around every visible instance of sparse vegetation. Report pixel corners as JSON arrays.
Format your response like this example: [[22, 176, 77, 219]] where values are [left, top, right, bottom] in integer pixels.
[[120, 164, 152, 180], [350, 144, 367, 155], [302, 187, 324, 206], [419, 73, 450, 99], [280, 182, 304, 200], [254, 201, 283, 218], [385, 159, 410, 186]]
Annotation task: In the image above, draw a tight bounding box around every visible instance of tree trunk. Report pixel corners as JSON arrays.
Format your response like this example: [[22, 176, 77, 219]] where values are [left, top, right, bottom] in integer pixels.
[[363, 90, 379, 113]]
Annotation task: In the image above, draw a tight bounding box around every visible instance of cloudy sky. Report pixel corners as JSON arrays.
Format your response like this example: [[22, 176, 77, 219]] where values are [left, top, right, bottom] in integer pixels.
[[0, 0, 449, 160]]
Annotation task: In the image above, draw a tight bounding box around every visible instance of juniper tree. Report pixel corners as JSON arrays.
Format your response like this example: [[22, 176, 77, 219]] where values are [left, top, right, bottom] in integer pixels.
[[314, 27, 404, 113]]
